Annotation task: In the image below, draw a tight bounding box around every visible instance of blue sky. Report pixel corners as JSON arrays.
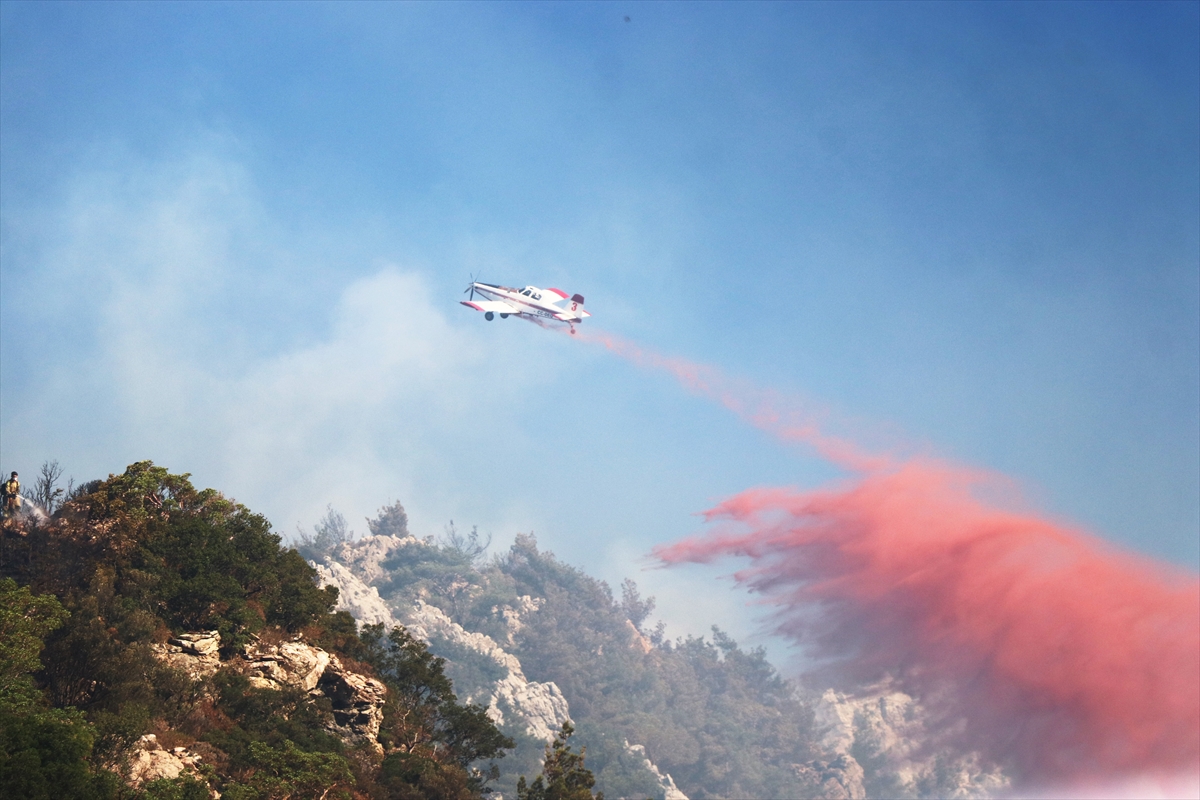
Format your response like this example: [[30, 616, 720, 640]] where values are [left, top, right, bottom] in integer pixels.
[[2, 1, 1197, 662]]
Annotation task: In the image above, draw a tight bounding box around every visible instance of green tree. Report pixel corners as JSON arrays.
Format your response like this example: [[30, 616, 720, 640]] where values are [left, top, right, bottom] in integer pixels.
[[223, 740, 353, 800], [361, 624, 513, 796], [517, 722, 602, 800], [0, 578, 68, 707], [140, 774, 213, 800], [367, 500, 410, 539], [0, 578, 120, 800]]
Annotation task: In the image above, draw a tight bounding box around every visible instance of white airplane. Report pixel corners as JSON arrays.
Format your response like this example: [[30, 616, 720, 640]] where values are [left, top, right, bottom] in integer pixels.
[[460, 281, 591, 333]]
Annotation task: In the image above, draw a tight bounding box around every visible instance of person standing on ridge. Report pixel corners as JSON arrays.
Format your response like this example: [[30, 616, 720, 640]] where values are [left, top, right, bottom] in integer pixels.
[[2, 472, 20, 517]]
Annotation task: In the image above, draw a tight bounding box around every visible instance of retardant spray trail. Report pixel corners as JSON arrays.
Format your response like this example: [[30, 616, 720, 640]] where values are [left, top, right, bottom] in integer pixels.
[[577, 330, 888, 472], [579, 329, 1200, 789]]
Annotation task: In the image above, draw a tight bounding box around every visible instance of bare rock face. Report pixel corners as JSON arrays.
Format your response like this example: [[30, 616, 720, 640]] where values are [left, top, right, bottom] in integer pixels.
[[329, 534, 420, 586], [238, 639, 387, 753], [624, 741, 690, 800], [243, 639, 331, 691], [319, 655, 388, 753], [314, 535, 693, 795], [151, 631, 222, 680], [493, 594, 543, 646], [312, 561, 400, 629], [126, 734, 213, 793], [404, 599, 571, 743], [488, 671, 572, 743], [313, 543, 574, 745], [813, 688, 1009, 799], [624, 619, 653, 654], [145, 630, 389, 771]]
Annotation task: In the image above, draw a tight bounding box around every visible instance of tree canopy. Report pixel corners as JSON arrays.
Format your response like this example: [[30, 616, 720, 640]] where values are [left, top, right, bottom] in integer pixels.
[[1, 462, 514, 800]]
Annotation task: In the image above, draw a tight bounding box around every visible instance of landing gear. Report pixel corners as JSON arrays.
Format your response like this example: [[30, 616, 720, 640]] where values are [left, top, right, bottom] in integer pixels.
[[569, 326, 577, 336], [485, 312, 494, 321], [500, 313, 509, 319]]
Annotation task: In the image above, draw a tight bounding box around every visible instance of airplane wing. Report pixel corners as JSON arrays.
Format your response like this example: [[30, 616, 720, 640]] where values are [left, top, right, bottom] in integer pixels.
[[461, 300, 519, 314]]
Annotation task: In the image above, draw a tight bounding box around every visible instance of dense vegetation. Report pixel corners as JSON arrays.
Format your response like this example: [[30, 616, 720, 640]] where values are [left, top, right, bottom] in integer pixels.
[[516, 723, 600, 800], [344, 524, 824, 800], [2, 460, 823, 798], [497, 535, 820, 799], [1, 462, 576, 800]]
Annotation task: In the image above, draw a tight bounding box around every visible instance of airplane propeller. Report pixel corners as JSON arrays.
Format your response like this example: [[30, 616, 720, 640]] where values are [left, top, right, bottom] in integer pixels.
[[463, 273, 478, 301]]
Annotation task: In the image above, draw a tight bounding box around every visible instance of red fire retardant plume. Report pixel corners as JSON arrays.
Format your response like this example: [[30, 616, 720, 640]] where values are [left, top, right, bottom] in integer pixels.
[[582, 331, 1200, 787], [655, 462, 1199, 786]]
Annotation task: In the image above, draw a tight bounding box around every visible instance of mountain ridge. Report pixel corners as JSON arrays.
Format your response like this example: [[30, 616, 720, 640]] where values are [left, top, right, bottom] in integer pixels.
[[303, 511, 1009, 800], [1, 462, 1011, 799]]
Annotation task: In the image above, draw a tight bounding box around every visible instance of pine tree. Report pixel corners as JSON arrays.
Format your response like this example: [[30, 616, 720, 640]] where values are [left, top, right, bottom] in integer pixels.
[[517, 722, 603, 800]]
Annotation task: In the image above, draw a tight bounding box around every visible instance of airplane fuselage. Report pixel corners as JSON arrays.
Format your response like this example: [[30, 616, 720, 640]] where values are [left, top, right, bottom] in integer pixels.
[[461, 282, 591, 328], [474, 284, 562, 319]]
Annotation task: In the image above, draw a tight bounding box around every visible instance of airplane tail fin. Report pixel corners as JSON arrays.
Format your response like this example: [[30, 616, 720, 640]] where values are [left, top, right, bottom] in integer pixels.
[[569, 293, 591, 319]]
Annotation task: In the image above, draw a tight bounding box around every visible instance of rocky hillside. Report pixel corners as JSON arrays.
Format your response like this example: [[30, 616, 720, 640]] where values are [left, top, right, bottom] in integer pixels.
[[303, 507, 1011, 800], [310, 533, 680, 800], [1, 462, 1011, 799], [0, 463, 515, 800]]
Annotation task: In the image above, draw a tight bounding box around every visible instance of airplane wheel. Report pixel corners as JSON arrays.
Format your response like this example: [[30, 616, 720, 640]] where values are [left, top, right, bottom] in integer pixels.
[[570, 327, 577, 335], [500, 313, 509, 319], [485, 312, 494, 321]]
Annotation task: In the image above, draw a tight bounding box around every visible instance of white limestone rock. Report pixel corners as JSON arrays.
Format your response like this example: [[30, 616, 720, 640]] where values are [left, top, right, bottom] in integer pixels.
[[328, 534, 421, 586], [125, 734, 213, 794], [816, 688, 920, 761], [315, 536, 571, 743], [238, 639, 389, 753], [403, 599, 570, 743], [173, 631, 221, 655], [150, 631, 222, 680], [313, 561, 399, 629], [813, 687, 1009, 799], [243, 640, 330, 692], [493, 595, 543, 646], [624, 741, 689, 800]]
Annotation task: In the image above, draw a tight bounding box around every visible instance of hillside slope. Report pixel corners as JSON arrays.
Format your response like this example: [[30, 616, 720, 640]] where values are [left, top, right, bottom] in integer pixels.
[[0, 463, 515, 800], [305, 507, 1010, 800], [1, 462, 1010, 799]]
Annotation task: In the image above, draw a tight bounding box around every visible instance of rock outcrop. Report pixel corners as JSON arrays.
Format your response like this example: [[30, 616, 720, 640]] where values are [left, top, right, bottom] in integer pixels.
[[151, 631, 222, 681], [125, 734, 213, 794], [319, 655, 389, 751], [243, 639, 331, 691], [313, 561, 399, 629], [314, 539, 572, 744], [493, 594, 543, 646], [404, 599, 571, 743], [815, 688, 919, 761], [812, 688, 1009, 799], [624, 619, 653, 654], [313, 533, 688, 795], [239, 638, 388, 753], [624, 741, 690, 800], [328, 533, 419, 585], [148, 632, 388, 758]]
